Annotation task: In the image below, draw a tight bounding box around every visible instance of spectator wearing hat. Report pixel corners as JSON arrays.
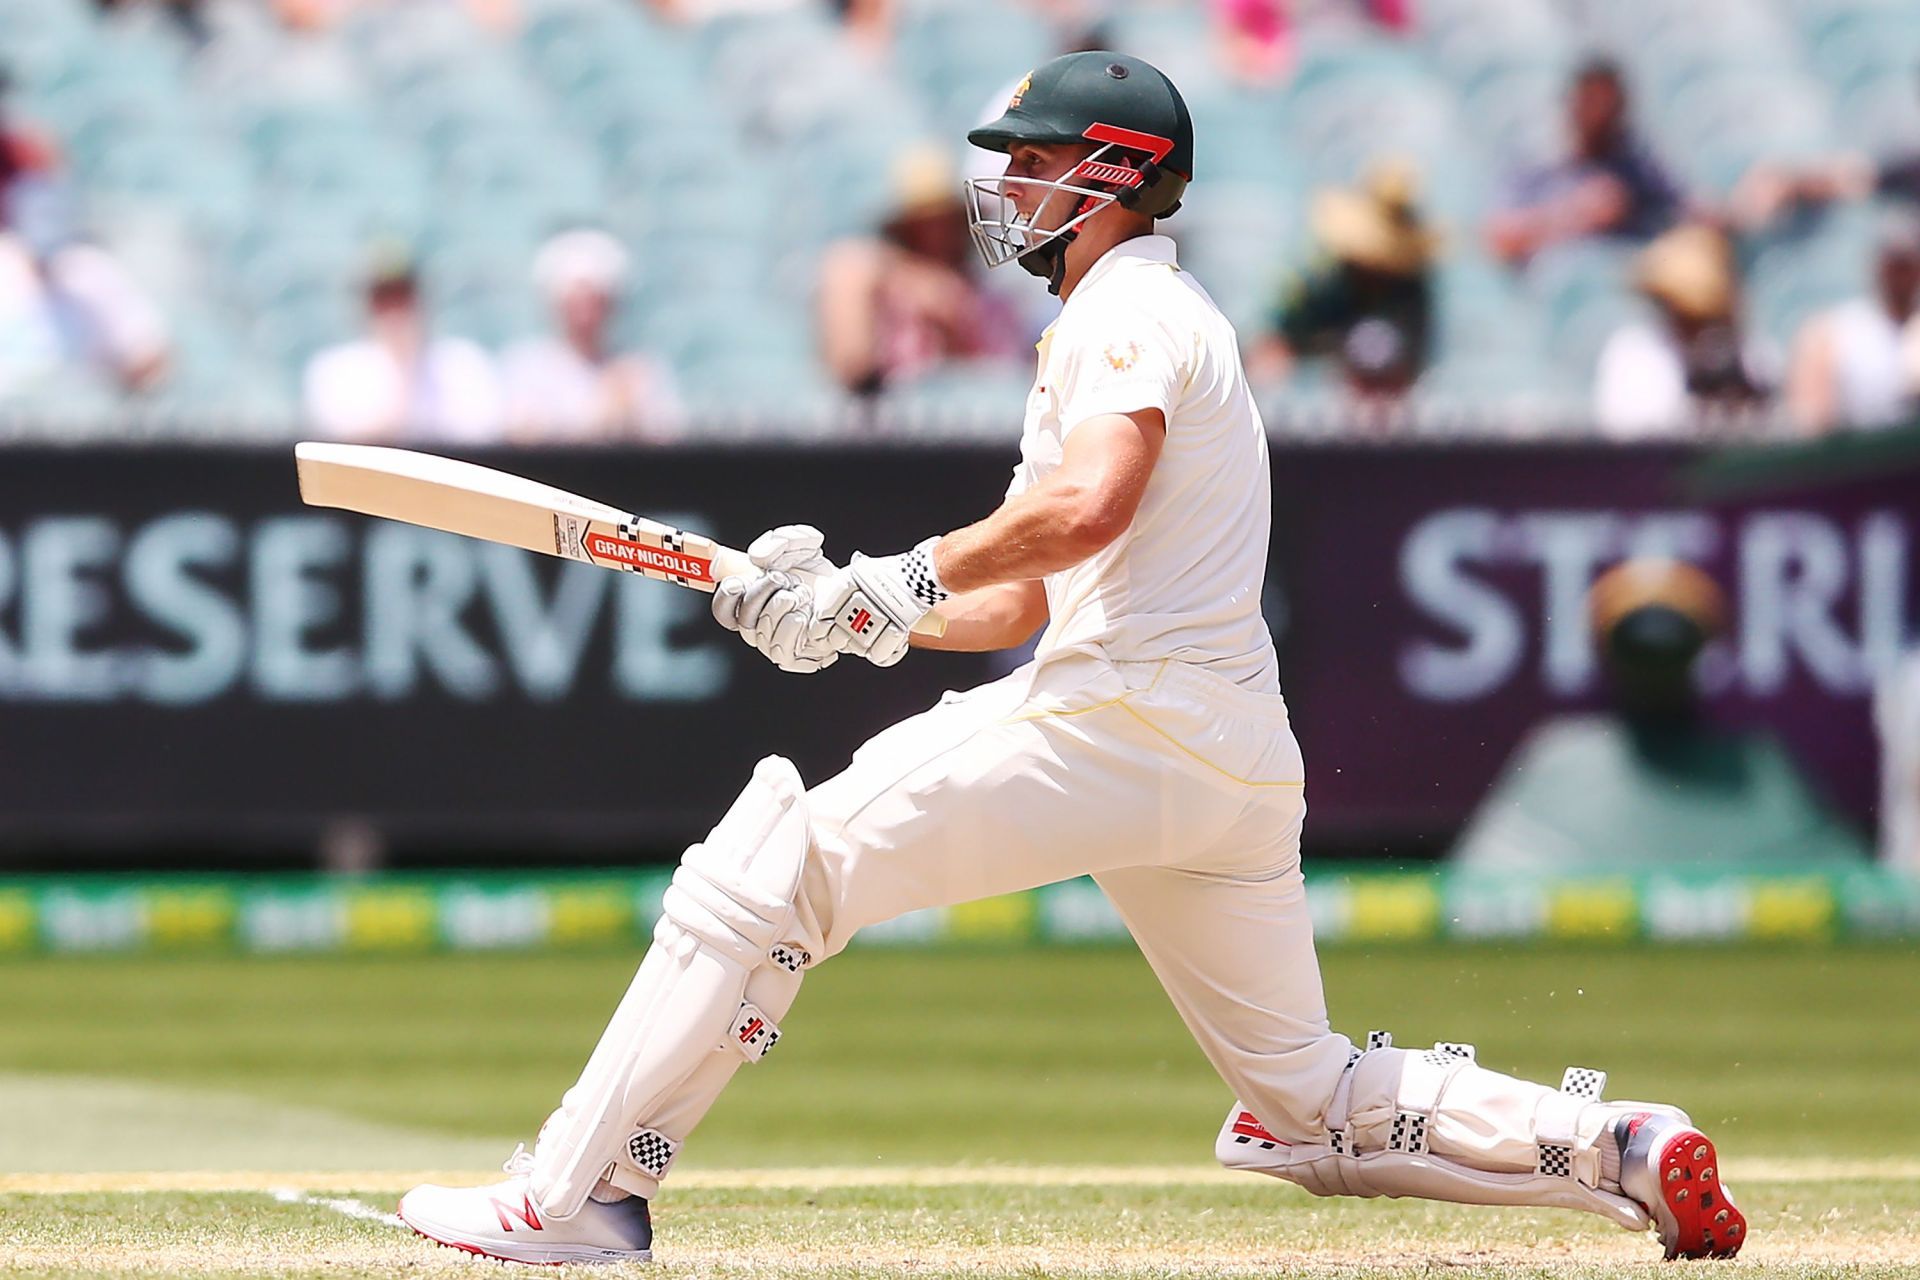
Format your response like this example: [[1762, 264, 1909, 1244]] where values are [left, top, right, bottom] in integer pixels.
[[1451, 558, 1866, 874], [1786, 209, 1920, 435], [1593, 223, 1774, 438], [303, 246, 503, 444], [1249, 161, 1437, 399], [501, 229, 683, 444], [817, 144, 1024, 397], [1486, 58, 1681, 268]]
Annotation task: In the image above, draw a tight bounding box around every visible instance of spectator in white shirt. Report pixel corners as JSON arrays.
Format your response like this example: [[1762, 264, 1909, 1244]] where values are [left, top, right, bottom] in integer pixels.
[[303, 247, 503, 444], [500, 229, 683, 444], [1787, 209, 1920, 434], [1594, 224, 1774, 439], [0, 182, 171, 398]]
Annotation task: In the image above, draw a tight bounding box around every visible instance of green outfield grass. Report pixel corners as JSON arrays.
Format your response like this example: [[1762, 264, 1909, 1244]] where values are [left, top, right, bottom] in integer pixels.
[[2, 943, 1917, 1277]]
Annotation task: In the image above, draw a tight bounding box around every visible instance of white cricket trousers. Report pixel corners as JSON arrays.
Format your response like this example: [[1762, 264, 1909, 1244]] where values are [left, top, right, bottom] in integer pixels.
[[596, 649, 1626, 1212], [800, 650, 1355, 1141]]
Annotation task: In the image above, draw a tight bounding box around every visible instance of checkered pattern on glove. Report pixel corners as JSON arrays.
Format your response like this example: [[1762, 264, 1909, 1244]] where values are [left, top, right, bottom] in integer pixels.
[[899, 542, 951, 610], [814, 537, 949, 668]]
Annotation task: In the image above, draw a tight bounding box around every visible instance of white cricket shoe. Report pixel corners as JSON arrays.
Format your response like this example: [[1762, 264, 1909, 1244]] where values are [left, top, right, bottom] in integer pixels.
[[1613, 1111, 1747, 1259], [399, 1146, 653, 1266]]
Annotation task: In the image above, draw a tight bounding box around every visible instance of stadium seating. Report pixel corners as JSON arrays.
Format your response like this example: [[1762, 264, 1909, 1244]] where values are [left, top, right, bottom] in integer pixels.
[[0, 0, 1914, 434]]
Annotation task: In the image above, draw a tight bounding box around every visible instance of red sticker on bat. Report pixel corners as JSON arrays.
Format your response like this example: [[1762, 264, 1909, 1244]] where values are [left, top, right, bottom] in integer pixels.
[[584, 532, 714, 582]]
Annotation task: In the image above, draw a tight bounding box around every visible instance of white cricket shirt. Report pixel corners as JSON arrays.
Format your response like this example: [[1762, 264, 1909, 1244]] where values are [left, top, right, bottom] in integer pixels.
[[1010, 234, 1280, 691]]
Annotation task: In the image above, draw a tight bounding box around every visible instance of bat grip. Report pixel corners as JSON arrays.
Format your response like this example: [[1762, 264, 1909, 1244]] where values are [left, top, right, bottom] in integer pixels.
[[709, 547, 756, 582]]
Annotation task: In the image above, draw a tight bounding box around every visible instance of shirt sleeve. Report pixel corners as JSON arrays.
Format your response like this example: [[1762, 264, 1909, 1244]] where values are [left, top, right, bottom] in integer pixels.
[[1620, 144, 1682, 234], [1055, 309, 1187, 434]]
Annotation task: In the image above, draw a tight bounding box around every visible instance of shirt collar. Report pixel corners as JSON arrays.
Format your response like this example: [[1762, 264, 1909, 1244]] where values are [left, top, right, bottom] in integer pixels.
[[1069, 234, 1178, 300], [1036, 235, 1179, 351]]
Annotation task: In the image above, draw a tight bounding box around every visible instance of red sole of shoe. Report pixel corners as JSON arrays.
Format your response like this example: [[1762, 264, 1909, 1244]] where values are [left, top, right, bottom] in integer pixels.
[[399, 1208, 567, 1267], [1655, 1129, 1746, 1259]]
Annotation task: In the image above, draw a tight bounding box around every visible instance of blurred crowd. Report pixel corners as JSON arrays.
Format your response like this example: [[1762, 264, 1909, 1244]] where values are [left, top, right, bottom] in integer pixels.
[[1257, 53, 1920, 439], [2, 0, 1920, 441], [1, 67, 170, 402], [300, 228, 683, 443]]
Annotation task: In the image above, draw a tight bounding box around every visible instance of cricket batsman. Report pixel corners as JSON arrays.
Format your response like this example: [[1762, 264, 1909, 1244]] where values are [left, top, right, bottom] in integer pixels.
[[399, 51, 1745, 1264]]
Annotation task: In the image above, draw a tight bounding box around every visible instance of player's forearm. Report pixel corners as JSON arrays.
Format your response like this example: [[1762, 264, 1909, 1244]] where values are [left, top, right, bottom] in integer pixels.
[[930, 478, 1129, 595], [910, 580, 1047, 652]]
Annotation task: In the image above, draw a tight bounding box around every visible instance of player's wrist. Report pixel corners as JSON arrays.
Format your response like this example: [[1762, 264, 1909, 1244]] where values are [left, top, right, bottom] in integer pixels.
[[897, 537, 954, 612], [854, 537, 950, 624]]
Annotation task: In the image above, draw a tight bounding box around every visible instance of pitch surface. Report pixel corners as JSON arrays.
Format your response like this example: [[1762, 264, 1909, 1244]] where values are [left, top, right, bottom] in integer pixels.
[[2, 944, 1915, 1276]]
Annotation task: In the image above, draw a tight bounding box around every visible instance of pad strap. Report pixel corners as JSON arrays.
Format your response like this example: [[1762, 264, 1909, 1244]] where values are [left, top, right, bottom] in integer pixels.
[[1535, 1090, 1587, 1177], [1382, 1040, 1477, 1157]]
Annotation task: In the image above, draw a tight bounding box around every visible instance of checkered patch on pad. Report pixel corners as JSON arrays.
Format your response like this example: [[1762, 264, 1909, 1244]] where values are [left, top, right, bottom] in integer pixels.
[[1537, 1143, 1574, 1177], [769, 943, 811, 973], [626, 1128, 678, 1178], [1388, 1111, 1429, 1155], [1560, 1066, 1608, 1099]]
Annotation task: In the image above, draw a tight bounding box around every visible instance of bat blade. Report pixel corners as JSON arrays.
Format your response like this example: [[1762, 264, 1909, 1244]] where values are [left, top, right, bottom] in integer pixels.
[[292, 442, 946, 637], [294, 442, 747, 587]]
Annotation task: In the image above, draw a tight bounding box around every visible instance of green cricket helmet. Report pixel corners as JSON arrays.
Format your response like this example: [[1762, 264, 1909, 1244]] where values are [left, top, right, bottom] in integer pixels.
[[964, 51, 1194, 289]]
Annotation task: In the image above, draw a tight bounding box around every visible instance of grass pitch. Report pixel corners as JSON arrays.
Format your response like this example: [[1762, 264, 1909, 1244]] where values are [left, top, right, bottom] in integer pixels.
[[2, 943, 1917, 1277]]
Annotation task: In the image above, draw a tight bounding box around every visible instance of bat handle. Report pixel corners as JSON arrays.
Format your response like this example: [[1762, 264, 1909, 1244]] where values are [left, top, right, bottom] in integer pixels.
[[709, 547, 947, 639], [709, 547, 756, 582]]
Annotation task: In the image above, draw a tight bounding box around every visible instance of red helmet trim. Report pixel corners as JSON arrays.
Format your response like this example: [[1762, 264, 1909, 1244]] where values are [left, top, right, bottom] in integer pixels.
[[1081, 122, 1177, 167]]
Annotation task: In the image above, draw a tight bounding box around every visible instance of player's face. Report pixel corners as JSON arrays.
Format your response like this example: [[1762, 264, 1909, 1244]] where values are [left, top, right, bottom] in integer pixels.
[[1003, 142, 1095, 231], [964, 140, 1110, 271]]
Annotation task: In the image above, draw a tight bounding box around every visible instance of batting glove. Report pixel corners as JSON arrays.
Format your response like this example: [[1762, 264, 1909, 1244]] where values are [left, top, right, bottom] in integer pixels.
[[744, 524, 835, 580], [715, 571, 839, 673], [711, 524, 843, 674], [811, 537, 951, 668]]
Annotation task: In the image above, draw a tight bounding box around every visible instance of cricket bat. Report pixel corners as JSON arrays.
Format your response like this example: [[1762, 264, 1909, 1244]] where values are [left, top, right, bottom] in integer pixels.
[[293, 443, 946, 636]]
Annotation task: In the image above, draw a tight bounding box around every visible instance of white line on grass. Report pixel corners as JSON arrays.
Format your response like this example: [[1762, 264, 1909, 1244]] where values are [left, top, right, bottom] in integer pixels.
[[268, 1188, 406, 1229]]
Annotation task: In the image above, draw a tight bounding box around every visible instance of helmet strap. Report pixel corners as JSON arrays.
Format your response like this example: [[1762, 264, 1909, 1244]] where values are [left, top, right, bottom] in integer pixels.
[[1018, 229, 1077, 295], [1022, 188, 1109, 295]]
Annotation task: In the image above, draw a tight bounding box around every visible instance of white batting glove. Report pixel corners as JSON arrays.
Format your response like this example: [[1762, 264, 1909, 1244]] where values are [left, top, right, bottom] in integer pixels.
[[711, 525, 845, 674], [743, 523, 835, 581], [810, 537, 950, 668], [711, 571, 839, 673]]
